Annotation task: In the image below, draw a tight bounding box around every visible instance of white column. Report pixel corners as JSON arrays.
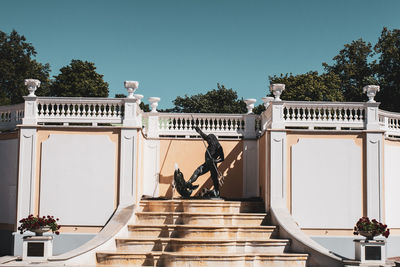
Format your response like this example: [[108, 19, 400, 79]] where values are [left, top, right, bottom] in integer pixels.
[[119, 80, 141, 205], [269, 130, 287, 208], [268, 90, 287, 208], [17, 127, 37, 221], [270, 102, 285, 129], [123, 81, 140, 127], [119, 128, 138, 206], [22, 79, 40, 125], [17, 80, 40, 221], [147, 114, 159, 139], [244, 114, 257, 139], [365, 101, 384, 220]]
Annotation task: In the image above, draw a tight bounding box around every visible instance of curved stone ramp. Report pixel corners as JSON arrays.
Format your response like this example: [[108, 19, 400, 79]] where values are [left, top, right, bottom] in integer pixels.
[[270, 207, 347, 267], [47, 204, 134, 263], [96, 199, 309, 266]]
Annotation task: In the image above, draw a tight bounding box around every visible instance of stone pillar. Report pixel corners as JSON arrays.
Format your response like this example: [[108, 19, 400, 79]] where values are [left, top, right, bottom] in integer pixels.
[[119, 81, 141, 206], [17, 80, 40, 222], [364, 86, 384, 220], [268, 84, 287, 208]]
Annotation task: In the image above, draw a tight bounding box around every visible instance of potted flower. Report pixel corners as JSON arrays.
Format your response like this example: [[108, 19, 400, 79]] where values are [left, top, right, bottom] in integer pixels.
[[18, 214, 61, 236], [353, 216, 389, 240]]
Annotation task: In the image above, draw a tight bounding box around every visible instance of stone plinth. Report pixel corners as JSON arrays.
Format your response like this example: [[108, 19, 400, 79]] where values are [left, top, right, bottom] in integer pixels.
[[22, 235, 53, 262], [354, 239, 386, 266]]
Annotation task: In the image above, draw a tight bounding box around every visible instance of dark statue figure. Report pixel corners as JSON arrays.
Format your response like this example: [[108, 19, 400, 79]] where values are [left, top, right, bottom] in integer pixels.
[[173, 126, 224, 198], [174, 164, 196, 198]]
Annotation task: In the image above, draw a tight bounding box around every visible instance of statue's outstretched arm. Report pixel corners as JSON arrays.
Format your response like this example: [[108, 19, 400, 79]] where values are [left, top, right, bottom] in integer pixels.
[[194, 126, 208, 140]]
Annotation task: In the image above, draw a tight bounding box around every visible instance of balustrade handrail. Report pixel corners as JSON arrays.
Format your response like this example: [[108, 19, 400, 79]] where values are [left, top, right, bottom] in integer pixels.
[[282, 101, 366, 107], [37, 97, 124, 104], [0, 102, 25, 111], [0, 103, 24, 130], [378, 109, 400, 118]]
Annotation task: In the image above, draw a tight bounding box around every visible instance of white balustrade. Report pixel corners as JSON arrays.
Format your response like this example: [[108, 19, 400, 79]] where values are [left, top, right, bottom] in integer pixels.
[[0, 103, 24, 130], [142, 113, 258, 139], [36, 97, 124, 126], [281, 102, 366, 130], [378, 109, 400, 138]]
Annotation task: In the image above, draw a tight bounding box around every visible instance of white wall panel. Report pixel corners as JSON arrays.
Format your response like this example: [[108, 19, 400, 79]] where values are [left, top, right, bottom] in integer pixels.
[[143, 140, 160, 197], [292, 138, 362, 228], [384, 143, 400, 228], [243, 140, 258, 198], [40, 134, 116, 226], [0, 139, 18, 224]]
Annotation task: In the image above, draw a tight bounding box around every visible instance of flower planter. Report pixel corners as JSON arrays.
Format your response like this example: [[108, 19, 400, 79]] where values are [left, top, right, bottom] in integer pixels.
[[32, 226, 51, 236], [358, 231, 379, 240]]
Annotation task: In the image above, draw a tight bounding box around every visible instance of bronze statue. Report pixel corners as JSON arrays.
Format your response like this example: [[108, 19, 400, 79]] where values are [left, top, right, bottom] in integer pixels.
[[173, 126, 225, 198], [173, 164, 197, 198], [186, 126, 224, 198]]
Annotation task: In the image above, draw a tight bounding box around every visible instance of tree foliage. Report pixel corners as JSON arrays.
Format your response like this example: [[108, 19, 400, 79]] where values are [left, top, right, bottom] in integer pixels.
[[50, 60, 109, 97], [170, 83, 247, 113], [374, 27, 400, 112], [0, 30, 51, 105], [323, 39, 375, 102], [268, 71, 344, 102]]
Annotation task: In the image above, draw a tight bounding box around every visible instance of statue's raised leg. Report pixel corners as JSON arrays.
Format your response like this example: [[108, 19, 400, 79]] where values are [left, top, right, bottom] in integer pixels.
[[187, 163, 209, 189]]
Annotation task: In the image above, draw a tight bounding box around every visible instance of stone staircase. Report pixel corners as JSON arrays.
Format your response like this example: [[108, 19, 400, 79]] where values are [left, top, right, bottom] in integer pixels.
[[96, 199, 308, 266]]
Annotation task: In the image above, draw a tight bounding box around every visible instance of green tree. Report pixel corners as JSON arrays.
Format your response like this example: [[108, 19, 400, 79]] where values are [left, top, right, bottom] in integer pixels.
[[170, 83, 247, 113], [268, 72, 344, 102], [323, 39, 375, 102], [50, 60, 108, 97], [374, 27, 400, 112], [0, 30, 51, 105]]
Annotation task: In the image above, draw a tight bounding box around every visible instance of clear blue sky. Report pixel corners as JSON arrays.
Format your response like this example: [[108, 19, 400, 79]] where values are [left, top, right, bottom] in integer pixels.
[[1, 0, 400, 108]]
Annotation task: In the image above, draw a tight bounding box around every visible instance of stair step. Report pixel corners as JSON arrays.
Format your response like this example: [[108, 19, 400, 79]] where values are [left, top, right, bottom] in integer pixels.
[[135, 212, 267, 225], [96, 251, 308, 267], [140, 199, 265, 213], [128, 224, 277, 238], [116, 237, 289, 253]]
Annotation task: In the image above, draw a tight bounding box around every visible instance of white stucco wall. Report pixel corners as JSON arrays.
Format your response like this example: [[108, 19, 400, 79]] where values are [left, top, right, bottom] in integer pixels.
[[39, 134, 116, 226], [0, 138, 18, 224], [384, 142, 400, 228], [142, 139, 160, 197], [291, 138, 362, 228]]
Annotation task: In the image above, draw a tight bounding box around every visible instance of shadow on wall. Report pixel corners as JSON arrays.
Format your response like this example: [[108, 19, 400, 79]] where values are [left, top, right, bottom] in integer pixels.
[[158, 140, 243, 199]]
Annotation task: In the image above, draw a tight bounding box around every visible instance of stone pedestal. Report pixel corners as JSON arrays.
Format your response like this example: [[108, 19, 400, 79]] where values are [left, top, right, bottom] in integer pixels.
[[354, 239, 386, 266], [22, 236, 53, 262]]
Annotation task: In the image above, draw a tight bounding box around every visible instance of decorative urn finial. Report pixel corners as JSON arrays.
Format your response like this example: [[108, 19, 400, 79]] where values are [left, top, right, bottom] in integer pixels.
[[244, 99, 257, 114], [270, 83, 285, 101], [124, 81, 139, 98], [148, 97, 161, 113], [363, 85, 380, 103], [24, 79, 41, 97]]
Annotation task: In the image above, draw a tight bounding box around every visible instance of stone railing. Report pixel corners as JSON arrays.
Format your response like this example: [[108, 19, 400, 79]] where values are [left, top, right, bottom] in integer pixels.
[[142, 113, 260, 139], [281, 101, 366, 130], [3, 80, 399, 139], [36, 97, 124, 126], [378, 109, 400, 138], [0, 103, 24, 131]]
